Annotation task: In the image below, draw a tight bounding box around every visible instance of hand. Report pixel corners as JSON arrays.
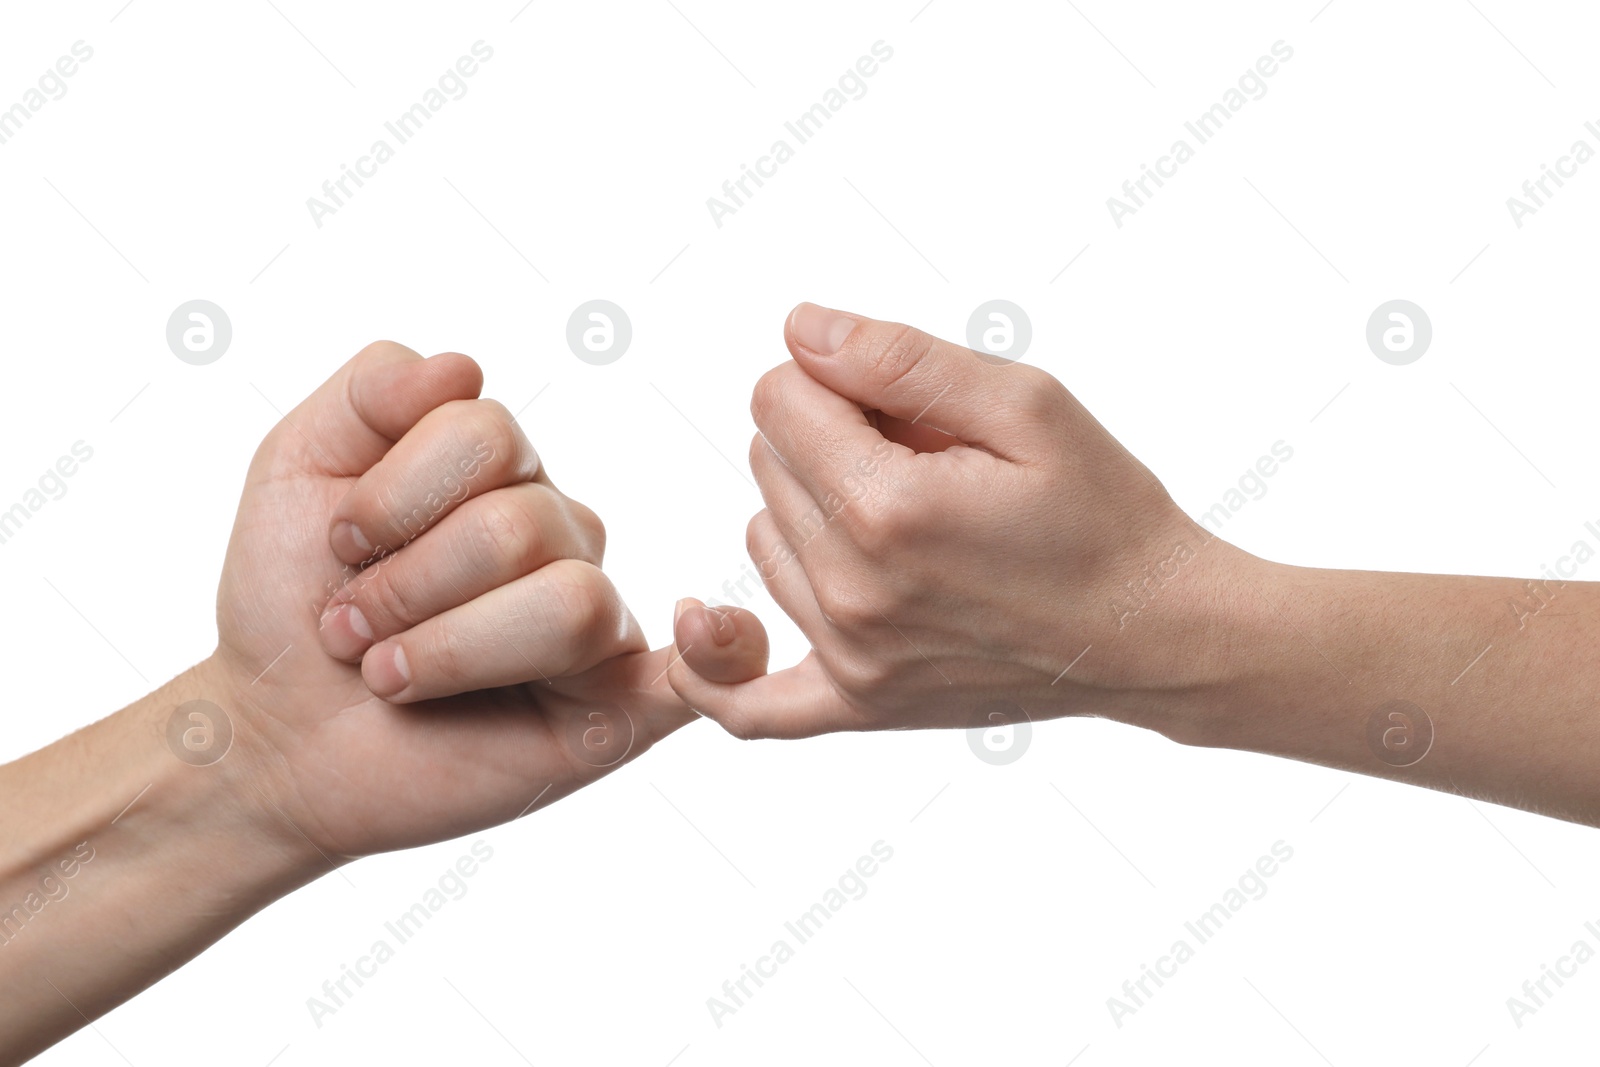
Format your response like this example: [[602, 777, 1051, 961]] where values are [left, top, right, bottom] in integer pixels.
[[209, 341, 766, 861], [668, 304, 1255, 741], [0, 340, 774, 1060]]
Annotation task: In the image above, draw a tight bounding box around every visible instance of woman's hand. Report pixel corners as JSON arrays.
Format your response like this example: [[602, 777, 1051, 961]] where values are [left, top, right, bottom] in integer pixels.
[[667, 304, 1254, 741]]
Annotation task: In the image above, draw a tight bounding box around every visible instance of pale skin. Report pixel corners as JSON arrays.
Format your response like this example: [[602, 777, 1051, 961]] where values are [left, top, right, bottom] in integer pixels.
[[4, 312, 1597, 1062], [0, 342, 767, 1064], [667, 302, 1600, 829]]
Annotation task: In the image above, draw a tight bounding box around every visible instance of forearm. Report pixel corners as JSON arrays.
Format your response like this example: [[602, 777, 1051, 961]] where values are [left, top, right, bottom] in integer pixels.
[[0, 660, 321, 1064], [1171, 557, 1600, 825]]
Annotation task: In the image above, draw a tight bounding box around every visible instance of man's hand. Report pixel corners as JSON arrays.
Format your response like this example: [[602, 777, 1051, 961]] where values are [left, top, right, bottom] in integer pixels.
[[0, 340, 766, 1062], [211, 340, 766, 858]]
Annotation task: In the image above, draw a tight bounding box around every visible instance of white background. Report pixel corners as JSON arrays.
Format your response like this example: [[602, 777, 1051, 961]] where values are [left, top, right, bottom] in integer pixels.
[[3, 1, 1599, 1063]]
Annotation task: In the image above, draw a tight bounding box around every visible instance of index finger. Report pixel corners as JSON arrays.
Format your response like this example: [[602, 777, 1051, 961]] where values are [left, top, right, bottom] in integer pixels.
[[327, 397, 547, 564], [749, 361, 908, 507]]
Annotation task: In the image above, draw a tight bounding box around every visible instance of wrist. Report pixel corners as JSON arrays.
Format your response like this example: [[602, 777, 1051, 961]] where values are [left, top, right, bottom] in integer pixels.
[[1145, 555, 1440, 755], [113, 657, 334, 900], [0, 663, 330, 1051], [1149, 551, 1303, 748], [1087, 526, 1286, 746]]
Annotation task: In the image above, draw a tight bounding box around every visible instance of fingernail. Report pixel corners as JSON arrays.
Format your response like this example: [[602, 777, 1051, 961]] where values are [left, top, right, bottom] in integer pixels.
[[335, 521, 372, 555], [318, 601, 374, 660], [345, 604, 372, 640], [365, 643, 410, 697], [790, 303, 856, 356], [674, 598, 690, 625], [319, 598, 370, 636], [706, 607, 736, 647]]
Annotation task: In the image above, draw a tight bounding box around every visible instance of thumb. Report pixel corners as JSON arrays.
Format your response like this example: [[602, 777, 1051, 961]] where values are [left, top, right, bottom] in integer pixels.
[[783, 302, 1044, 458], [256, 341, 484, 479]]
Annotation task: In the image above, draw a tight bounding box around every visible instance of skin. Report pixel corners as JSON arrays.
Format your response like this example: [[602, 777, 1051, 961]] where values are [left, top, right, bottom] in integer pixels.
[[669, 303, 1600, 827], [6, 311, 1599, 1060], [0, 342, 766, 1063]]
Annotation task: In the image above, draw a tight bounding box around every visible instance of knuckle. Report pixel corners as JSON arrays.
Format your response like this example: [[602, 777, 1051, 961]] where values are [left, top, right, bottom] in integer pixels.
[[354, 339, 417, 365], [818, 639, 899, 696], [745, 513, 765, 558], [717, 709, 767, 742], [373, 485, 443, 550], [746, 512, 789, 579], [457, 400, 521, 477], [859, 323, 932, 396], [813, 573, 872, 630], [419, 623, 471, 687], [1016, 367, 1072, 424], [844, 513, 892, 559], [545, 561, 613, 652], [839, 653, 896, 695], [844, 491, 911, 557], [749, 366, 790, 429], [782, 498, 830, 549], [355, 561, 426, 631], [474, 495, 543, 575], [746, 519, 769, 574], [563, 498, 606, 563], [476, 396, 517, 427]]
